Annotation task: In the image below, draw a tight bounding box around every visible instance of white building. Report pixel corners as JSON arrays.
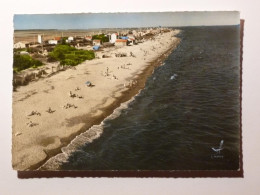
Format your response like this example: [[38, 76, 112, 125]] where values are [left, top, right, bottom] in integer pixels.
[[85, 36, 92, 41], [38, 35, 42, 44], [93, 39, 101, 46], [14, 41, 28, 49], [48, 40, 58, 45], [110, 33, 118, 43], [68, 36, 74, 42]]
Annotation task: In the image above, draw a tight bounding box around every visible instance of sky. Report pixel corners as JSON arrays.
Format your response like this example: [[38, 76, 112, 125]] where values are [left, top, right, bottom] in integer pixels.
[[14, 12, 240, 30]]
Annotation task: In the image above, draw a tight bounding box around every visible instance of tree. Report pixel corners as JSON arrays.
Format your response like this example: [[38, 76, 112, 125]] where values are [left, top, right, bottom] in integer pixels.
[[13, 54, 43, 73], [92, 34, 109, 43], [47, 44, 95, 66]]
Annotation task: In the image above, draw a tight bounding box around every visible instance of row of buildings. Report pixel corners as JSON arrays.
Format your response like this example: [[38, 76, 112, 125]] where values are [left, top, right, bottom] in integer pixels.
[[14, 33, 135, 49], [14, 27, 169, 50]]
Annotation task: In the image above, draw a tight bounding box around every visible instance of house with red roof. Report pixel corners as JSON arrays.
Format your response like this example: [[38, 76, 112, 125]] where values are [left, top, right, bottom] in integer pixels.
[[115, 39, 127, 46], [93, 39, 101, 46], [85, 36, 92, 41], [54, 37, 62, 41]]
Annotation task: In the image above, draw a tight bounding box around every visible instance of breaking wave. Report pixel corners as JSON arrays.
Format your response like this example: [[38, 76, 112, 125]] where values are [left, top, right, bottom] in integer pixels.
[[39, 90, 141, 170]]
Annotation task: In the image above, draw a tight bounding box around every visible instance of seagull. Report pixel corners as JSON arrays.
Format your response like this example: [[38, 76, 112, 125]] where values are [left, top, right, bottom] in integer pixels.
[[170, 74, 177, 80], [212, 140, 224, 154]]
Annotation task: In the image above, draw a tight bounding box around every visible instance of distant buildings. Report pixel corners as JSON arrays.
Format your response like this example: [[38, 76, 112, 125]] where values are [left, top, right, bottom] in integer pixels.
[[14, 41, 29, 49], [14, 27, 169, 53], [115, 39, 127, 46], [48, 40, 58, 45], [85, 36, 92, 41], [45, 37, 61, 45], [110, 33, 118, 43], [68, 36, 74, 42], [54, 37, 62, 41], [93, 39, 101, 46], [65, 36, 74, 43], [37, 35, 42, 44], [120, 36, 128, 40]]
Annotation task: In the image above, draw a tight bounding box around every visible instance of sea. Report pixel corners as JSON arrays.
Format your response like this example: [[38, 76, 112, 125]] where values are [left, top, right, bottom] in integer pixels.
[[60, 26, 241, 171]]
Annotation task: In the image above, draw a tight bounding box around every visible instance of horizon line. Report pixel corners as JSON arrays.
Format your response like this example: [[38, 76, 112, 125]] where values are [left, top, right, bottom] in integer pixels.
[[14, 24, 240, 31]]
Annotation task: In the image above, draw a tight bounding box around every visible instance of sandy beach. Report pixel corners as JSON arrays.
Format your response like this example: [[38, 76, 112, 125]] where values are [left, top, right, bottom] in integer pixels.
[[12, 30, 181, 170]]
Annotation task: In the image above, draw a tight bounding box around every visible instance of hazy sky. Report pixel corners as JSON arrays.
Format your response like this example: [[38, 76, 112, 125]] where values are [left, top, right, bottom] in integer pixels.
[[14, 12, 240, 30]]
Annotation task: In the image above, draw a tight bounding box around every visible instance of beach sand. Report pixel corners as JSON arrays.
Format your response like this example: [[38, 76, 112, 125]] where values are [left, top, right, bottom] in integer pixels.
[[12, 30, 181, 170]]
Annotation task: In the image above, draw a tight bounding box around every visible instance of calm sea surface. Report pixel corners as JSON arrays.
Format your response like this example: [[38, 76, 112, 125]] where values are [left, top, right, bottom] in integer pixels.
[[61, 26, 241, 170]]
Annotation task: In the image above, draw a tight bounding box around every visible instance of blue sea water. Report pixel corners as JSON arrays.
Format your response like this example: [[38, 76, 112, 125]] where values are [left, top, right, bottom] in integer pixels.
[[61, 26, 241, 170]]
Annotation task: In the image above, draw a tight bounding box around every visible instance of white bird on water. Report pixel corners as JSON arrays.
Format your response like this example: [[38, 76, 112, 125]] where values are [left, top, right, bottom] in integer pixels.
[[170, 73, 178, 80], [212, 140, 224, 154]]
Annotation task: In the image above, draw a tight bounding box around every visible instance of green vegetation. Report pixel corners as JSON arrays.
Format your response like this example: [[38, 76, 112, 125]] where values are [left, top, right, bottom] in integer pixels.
[[47, 44, 95, 66], [26, 47, 40, 53], [14, 47, 40, 54], [13, 54, 43, 73], [61, 37, 68, 45], [92, 34, 109, 43], [13, 48, 27, 54]]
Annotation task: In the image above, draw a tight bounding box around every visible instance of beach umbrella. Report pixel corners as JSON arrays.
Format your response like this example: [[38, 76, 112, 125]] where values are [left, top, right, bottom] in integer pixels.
[[85, 81, 92, 86]]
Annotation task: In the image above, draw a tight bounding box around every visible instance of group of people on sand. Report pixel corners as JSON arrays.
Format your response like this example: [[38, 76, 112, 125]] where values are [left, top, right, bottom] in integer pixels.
[[25, 85, 86, 128], [26, 107, 55, 128]]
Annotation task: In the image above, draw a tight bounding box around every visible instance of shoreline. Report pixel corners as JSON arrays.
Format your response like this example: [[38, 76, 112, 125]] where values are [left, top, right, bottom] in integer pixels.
[[12, 30, 181, 171], [39, 40, 180, 170]]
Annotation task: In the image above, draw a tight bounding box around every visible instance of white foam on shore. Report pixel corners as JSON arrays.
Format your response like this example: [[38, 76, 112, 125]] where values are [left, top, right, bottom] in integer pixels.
[[39, 90, 141, 170]]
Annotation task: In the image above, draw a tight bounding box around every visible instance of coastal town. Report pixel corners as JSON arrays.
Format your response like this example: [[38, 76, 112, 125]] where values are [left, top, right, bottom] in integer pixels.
[[12, 27, 181, 170], [13, 27, 174, 87]]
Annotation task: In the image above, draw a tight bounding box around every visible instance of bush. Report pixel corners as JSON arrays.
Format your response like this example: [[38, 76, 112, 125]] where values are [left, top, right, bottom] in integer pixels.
[[47, 54, 58, 62], [60, 59, 78, 66], [47, 44, 95, 66], [61, 37, 68, 45], [13, 48, 26, 53], [26, 47, 40, 53], [13, 54, 43, 73]]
